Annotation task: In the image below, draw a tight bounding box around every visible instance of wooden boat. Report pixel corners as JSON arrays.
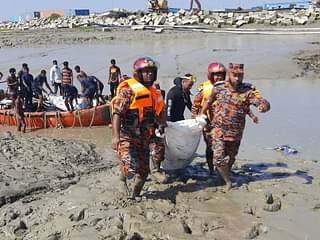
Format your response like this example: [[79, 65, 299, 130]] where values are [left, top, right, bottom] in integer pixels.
[[0, 103, 111, 129]]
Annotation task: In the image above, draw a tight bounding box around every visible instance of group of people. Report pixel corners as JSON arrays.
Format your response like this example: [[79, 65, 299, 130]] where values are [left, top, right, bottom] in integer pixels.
[[1, 54, 270, 196], [0, 64, 54, 132], [111, 56, 270, 199], [0, 59, 124, 132]]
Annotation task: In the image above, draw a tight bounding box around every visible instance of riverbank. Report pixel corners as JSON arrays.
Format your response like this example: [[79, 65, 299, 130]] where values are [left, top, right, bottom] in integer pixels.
[[2, 7, 320, 32], [0, 27, 320, 239], [0, 130, 319, 239]]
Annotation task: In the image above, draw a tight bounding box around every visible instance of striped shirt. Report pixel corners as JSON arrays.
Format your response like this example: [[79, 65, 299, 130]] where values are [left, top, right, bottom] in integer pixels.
[[62, 68, 73, 85]]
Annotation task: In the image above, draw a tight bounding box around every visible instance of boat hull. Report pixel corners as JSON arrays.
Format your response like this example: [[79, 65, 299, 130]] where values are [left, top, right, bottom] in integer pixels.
[[0, 103, 111, 129]]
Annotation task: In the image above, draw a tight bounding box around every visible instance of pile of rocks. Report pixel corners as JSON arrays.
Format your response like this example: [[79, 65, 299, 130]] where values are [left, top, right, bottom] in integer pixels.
[[1, 7, 320, 31]]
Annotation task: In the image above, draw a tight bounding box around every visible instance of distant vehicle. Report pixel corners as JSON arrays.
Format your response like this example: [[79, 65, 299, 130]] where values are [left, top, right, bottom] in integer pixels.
[[148, 0, 169, 13], [263, 1, 311, 10]]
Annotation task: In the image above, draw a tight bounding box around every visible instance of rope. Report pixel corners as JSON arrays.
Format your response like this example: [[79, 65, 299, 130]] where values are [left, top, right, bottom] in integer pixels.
[[2, 111, 6, 126], [3, 110, 8, 126], [43, 112, 47, 129], [28, 112, 32, 130], [55, 111, 59, 128], [71, 111, 76, 128], [14, 111, 17, 126], [89, 107, 96, 128], [76, 110, 83, 128], [57, 111, 64, 128], [8, 111, 11, 126]]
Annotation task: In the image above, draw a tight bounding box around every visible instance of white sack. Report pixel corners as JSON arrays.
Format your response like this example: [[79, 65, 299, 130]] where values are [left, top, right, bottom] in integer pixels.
[[162, 119, 202, 170]]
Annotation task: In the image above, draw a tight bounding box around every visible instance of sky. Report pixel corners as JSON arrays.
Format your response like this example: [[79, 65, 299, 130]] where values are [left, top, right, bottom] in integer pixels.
[[0, 0, 301, 21]]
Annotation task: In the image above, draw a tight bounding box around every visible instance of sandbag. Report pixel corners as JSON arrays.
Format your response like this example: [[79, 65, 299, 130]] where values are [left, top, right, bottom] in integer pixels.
[[162, 119, 202, 170]]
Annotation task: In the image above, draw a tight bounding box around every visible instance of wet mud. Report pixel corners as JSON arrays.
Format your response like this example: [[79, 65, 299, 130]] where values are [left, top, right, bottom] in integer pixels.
[[0, 29, 204, 49], [0, 130, 319, 239], [293, 41, 320, 77], [0, 29, 319, 239]]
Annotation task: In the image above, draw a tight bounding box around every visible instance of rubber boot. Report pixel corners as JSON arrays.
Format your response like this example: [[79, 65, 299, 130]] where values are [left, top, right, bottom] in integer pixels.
[[119, 173, 130, 196], [131, 176, 146, 199], [215, 169, 225, 186], [206, 148, 214, 176]]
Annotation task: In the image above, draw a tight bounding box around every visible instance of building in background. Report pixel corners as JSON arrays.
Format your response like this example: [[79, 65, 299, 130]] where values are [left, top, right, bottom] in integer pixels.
[[10, 9, 90, 22], [34, 11, 40, 19], [10, 16, 21, 23], [74, 9, 90, 16], [40, 10, 65, 19], [64, 9, 76, 17], [40, 9, 90, 18], [264, 1, 311, 10]]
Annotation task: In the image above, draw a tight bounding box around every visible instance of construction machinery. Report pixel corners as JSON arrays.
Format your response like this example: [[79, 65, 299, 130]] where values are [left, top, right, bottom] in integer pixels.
[[148, 0, 169, 13]]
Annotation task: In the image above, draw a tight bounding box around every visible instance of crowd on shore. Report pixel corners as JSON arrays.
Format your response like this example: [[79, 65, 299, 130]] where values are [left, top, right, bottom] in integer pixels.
[[0, 59, 125, 132]]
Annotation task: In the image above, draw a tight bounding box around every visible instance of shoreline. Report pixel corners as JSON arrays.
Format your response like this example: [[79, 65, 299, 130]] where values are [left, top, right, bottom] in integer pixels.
[[0, 129, 319, 239], [0, 29, 319, 239], [2, 24, 320, 49]]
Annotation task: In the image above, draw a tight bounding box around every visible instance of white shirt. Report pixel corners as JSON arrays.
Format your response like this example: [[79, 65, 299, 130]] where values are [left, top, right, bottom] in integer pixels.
[[50, 65, 62, 83]]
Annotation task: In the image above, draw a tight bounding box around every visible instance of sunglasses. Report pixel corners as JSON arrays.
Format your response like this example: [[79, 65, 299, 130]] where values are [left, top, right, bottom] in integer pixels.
[[183, 75, 197, 82]]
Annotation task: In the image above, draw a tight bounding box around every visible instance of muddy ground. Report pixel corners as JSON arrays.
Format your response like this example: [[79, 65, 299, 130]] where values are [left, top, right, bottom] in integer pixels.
[[0, 28, 320, 239], [293, 41, 320, 77], [0, 131, 319, 240], [0, 28, 205, 48]]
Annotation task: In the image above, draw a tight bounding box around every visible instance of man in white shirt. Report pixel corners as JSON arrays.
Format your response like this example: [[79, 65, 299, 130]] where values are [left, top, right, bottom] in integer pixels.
[[50, 60, 62, 95]]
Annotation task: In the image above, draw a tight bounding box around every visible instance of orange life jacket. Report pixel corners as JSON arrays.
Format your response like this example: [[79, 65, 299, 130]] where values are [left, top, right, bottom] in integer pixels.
[[200, 80, 213, 106], [199, 80, 213, 121], [111, 78, 164, 124]]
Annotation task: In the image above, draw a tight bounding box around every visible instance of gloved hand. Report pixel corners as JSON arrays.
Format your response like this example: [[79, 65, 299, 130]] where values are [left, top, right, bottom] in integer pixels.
[[155, 128, 165, 138], [195, 114, 208, 129]]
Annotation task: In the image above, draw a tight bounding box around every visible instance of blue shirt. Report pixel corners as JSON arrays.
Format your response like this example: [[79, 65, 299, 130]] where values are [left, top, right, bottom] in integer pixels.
[[21, 73, 33, 89]]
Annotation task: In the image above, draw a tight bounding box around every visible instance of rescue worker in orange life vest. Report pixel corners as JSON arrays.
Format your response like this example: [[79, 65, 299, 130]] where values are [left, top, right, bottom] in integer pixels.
[[191, 63, 227, 175], [111, 57, 165, 199]]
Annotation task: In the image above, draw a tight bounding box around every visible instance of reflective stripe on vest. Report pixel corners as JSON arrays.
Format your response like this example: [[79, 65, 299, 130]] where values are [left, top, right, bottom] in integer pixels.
[[200, 80, 213, 106], [151, 88, 165, 117]]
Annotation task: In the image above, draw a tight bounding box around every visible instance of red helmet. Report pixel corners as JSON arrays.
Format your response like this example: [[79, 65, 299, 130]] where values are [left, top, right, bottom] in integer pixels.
[[134, 57, 158, 71], [133, 57, 158, 82], [208, 62, 226, 81]]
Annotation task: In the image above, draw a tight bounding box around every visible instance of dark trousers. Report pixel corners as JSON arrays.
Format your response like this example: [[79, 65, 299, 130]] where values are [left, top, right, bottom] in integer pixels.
[[25, 90, 33, 110], [110, 83, 118, 99], [53, 82, 62, 96]]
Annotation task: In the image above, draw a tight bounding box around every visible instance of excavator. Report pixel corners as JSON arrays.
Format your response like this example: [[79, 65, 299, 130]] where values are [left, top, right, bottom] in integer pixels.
[[148, 0, 169, 12]]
